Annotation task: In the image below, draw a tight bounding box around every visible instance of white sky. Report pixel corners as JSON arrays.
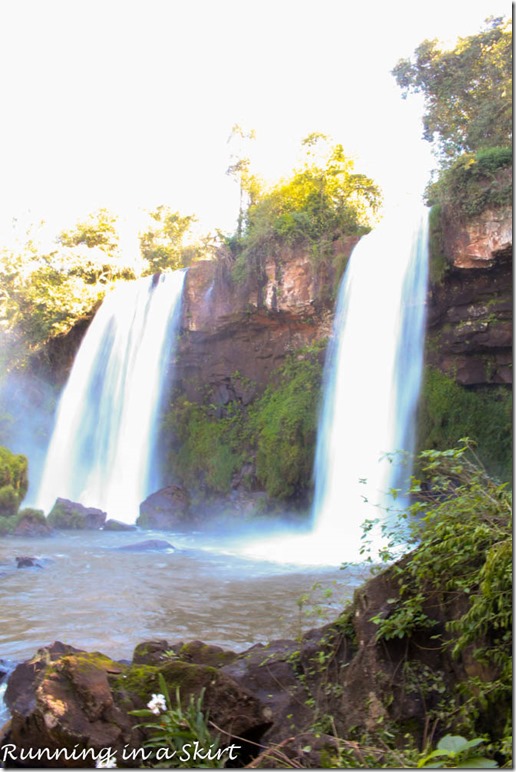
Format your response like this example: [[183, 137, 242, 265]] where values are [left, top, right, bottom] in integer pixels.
[[0, 0, 511, 255]]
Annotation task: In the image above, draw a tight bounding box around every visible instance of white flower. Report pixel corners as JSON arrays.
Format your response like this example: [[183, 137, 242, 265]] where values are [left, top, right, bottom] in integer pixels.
[[147, 692, 167, 715], [95, 754, 117, 768]]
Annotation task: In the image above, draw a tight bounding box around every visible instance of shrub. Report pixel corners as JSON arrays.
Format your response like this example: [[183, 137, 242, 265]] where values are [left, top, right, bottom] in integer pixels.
[[0, 446, 28, 517], [426, 147, 512, 219], [417, 367, 512, 481]]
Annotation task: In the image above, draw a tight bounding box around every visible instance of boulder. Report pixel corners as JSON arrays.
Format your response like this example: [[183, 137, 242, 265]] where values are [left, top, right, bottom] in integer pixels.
[[15, 556, 43, 569], [103, 519, 138, 531], [47, 498, 107, 529], [113, 539, 175, 552], [137, 485, 190, 530], [13, 508, 53, 537], [3, 639, 270, 768]]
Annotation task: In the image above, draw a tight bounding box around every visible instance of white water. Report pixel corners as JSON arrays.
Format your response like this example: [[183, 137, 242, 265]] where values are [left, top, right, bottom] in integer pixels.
[[242, 206, 429, 566], [35, 272, 185, 523]]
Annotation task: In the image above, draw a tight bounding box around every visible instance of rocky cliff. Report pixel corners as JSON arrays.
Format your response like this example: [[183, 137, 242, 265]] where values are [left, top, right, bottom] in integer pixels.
[[426, 205, 512, 387], [174, 238, 358, 406], [175, 205, 512, 407]]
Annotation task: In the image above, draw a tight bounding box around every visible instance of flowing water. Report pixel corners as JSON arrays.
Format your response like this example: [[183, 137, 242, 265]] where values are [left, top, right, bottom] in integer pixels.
[[242, 207, 429, 565], [310, 207, 429, 559], [35, 272, 185, 523], [0, 529, 367, 667]]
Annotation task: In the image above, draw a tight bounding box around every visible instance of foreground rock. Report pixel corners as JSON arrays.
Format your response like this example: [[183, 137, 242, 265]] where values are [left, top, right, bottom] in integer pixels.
[[3, 640, 268, 768], [137, 485, 191, 530], [47, 498, 107, 529]]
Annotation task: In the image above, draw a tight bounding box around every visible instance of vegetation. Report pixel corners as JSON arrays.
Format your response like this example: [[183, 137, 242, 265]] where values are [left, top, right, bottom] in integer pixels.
[[392, 16, 512, 163], [0, 213, 136, 370], [131, 675, 227, 768], [0, 445, 28, 518], [370, 443, 512, 752], [164, 343, 325, 503], [139, 205, 202, 275], [417, 367, 512, 481], [426, 147, 512, 219], [228, 133, 382, 282]]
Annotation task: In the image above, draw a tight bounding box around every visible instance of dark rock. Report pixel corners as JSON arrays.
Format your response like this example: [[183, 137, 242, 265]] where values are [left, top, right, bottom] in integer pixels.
[[114, 539, 175, 552], [3, 640, 269, 768], [428, 206, 512, 386], [103, 519, 138, 531], [15, 556, 43, 569], [132, 639, 177, 665], [47, 498, 107, 529], [4, 642, 134, 767], [137, 485, 190, 530], [13, 510, 53, 537]]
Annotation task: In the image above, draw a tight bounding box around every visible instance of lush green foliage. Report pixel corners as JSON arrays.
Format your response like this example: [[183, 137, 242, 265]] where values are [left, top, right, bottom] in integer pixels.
[[371, 443, 512, 744], [0, 445, 28, 518], [393, 17, 512, 163], [164, 344, 325, 503], [417, 734, 498, 768], [58, 208, 120, 255], [139, 206, 200, 275], [164, 397, 247, 495], [229, 134, 382, 281], [426, 147, 512, 218], [0, 214, 137, 369], [249, 343, 324, 499], [417, 367, 512, 480]]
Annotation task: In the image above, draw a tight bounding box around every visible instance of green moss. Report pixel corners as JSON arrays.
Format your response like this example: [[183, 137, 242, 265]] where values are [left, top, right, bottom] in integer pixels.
[[248, 343, 324, 500], [428, 205, 449, 285], [417, 366, 512, 480], [113, 664, 160, 702], [164, 342, 325, 505]]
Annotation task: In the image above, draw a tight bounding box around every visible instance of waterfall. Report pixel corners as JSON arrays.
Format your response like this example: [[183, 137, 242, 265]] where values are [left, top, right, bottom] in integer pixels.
[[35, 271, 186, 524], [310, 206, 429, 562]]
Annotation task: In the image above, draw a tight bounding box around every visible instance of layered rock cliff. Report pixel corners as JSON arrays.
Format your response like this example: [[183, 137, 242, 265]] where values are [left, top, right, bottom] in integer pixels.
[[426, 205, 512, 387], [174, 238, 358, 405]]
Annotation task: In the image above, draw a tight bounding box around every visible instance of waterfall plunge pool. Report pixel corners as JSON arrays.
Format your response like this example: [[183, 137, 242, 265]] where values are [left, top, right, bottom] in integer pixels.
[[0, 528, 370, 667]]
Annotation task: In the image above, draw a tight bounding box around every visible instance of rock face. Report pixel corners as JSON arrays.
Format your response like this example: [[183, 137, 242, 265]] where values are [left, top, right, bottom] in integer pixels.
[[427, 206, 512, 386], [47, 498, 107, 530], [137, 485, 190, 530], [175, 239, 358, 404]]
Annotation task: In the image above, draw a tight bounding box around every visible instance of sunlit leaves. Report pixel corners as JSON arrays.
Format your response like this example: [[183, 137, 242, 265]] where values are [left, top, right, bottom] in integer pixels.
[[392, 17, 512, 163]]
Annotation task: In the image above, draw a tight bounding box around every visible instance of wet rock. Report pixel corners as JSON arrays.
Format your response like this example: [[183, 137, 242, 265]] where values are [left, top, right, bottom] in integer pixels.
[[137, 485, 190, 530], [103, 519, 138, 531], [15, 556, 43, 569], [4, 642, 134, 767], [13, 508, 53, 537], [47, 498, 107, 529], [114, 539, 175, 552], [3, 640, 270, 768]]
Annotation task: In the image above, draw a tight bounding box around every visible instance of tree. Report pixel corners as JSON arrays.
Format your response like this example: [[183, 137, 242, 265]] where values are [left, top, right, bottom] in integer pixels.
[[139, 206, 197, 275], [392, 16, 512, 163], [226, 124, 262, 239], [59, 208, 120, 256], [242, 133, 381, 259]]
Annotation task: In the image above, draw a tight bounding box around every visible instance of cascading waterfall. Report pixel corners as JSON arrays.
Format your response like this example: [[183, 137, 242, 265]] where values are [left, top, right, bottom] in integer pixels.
[[35, 271, 186, 524], [309, 206, 429, 562], [242, 205, 428, 565]]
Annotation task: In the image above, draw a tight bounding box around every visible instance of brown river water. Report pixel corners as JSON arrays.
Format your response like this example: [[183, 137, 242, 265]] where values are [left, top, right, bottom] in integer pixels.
[[0, 528, 369, 667]]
